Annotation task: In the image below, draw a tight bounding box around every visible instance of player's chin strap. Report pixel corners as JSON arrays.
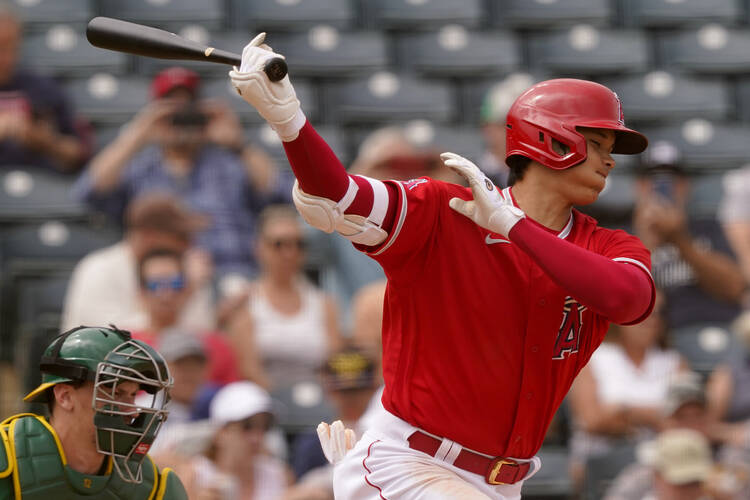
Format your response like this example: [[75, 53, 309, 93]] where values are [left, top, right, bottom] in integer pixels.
[[292, 176, 388, 246]]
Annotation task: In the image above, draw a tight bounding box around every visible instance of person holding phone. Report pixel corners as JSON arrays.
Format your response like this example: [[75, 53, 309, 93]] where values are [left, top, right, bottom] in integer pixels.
[[631, 141, 744, 328]]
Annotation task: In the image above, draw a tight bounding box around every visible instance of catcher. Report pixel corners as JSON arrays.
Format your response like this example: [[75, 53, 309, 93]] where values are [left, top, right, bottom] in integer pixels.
[[0, 326, 187, 499], [230, 34, 655, 499]]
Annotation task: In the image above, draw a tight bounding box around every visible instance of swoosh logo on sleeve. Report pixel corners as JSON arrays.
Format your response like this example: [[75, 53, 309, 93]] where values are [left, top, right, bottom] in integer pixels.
[[485, 234, 511, 245]]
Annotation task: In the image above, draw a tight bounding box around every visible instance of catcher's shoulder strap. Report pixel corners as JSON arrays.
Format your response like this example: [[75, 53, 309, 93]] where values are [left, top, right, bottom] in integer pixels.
[[154, 467, 188, 500], [0, 416, 13, 480]]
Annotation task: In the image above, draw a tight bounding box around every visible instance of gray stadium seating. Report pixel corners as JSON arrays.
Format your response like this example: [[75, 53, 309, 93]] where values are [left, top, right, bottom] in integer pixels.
[[583, 445, 637, 500], [0, 168, 88, 222], [323, 72, 454, 124], [586, 172, 636, 221], [621, 0, 741, 28], [658, 26, 750, 74], [10, 0, 92, 30], [732, 77, 750, 122], [98, 0, 224, 30], [270, 382, 336, 434], [228, 0, 355, 30], [599, 72, 731, 123], [396, 29, 520, 78], [528, 27, 649, 76], [522, 447, 572, 499], [245, 124, 349, 168], [641, 121, 750, 171], [688, 173, 726, 219], [65, 74, 150, 124], [492, 0, 612, 29], [268, 29, 389, 78], [365, 0, 483, 30], [670, 323, 737, 375], [21, 24, 129, 78]]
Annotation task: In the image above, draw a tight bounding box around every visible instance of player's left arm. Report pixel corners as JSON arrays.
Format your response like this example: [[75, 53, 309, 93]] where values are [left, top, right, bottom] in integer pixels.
[[443, 152, 654, 325]]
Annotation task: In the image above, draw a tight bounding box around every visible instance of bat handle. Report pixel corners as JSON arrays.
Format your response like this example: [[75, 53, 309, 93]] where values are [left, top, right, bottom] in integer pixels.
[[264, 57, 288, 82]]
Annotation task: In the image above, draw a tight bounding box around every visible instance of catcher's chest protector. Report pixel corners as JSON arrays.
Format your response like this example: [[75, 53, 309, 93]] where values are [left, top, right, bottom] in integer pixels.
[[1, 414, 164, 500]]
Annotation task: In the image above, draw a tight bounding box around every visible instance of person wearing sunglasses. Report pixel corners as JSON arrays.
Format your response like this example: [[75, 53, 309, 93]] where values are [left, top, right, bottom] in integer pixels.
[[225, 204, 342, 389], [132, 248, 241, 388]]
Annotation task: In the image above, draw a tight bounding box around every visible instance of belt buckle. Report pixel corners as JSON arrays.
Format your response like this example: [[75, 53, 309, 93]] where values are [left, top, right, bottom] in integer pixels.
[[486, 458, 518, 485]]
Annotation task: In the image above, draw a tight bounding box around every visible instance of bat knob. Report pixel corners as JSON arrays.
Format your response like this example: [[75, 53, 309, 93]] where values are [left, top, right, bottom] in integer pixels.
[[264, 57, 288, 82]]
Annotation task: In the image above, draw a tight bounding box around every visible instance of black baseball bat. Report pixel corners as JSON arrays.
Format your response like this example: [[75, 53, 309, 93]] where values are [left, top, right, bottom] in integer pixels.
[[85, 16, 288, 82]]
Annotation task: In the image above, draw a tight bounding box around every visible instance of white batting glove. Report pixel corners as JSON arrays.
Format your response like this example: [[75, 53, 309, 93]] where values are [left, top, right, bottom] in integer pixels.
[[229, 33, 305, 141], [442, 152, 525, 237], [317, 420, 356, 465]]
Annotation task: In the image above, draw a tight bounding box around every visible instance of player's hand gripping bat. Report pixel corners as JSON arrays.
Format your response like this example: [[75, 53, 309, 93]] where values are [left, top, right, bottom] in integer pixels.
[[86, 16, 288, 82]]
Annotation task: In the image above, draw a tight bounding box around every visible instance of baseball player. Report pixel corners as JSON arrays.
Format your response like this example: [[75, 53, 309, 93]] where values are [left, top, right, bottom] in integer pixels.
[[0, 326, 187, 499], [229, 34, 655, 500]]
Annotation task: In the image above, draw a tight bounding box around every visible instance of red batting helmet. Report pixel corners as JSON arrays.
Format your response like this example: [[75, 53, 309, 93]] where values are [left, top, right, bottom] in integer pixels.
[[505, 79, 648, 170]]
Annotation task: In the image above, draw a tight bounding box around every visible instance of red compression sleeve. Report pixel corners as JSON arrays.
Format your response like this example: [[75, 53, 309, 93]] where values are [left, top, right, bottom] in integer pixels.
[[281, 120, 398, 234], [508, 219, 653, 324]]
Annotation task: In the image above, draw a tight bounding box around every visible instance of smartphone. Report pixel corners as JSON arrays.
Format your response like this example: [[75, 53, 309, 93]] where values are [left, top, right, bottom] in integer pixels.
[[651, 173, 674, 201]]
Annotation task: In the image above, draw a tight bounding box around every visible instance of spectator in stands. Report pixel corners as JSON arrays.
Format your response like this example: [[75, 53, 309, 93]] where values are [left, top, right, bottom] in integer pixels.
[[143, 330, 210, 455], [350, 279, 386, 382], [226, 205, 341, 388], [719, 165, 750, 307], [568, 290, 688, 489], [0, 5, 88, 172], [133, 248, 241, 387], [290, 347, 379, 484], [478, 73, 536, 188], [632, 140, 744, 329], [181, 381, 290, 500], [74, 66, 289, 275], [62, 192, 215, 332], [607, 429, 714, 500]]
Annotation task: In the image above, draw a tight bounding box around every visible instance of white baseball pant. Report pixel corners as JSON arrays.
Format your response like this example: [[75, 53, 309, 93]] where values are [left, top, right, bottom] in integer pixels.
[[333, 409, 541, 500]]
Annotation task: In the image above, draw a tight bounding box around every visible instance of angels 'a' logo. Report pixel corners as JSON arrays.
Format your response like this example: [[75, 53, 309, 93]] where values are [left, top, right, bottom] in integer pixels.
[[552, 297, 587, 360]]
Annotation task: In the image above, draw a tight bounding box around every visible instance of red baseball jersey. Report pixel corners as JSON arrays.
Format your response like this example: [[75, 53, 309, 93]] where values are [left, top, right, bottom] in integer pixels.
[[363, 178, 653, 458]]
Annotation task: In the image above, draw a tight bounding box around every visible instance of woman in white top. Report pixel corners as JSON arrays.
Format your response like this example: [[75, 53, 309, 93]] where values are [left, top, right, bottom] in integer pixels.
[[568, 290, 688, 490], [228, 204, 342, 388]]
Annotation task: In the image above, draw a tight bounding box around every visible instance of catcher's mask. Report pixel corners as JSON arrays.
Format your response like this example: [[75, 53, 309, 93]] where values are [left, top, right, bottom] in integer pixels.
[[93, 338, 172, 483]]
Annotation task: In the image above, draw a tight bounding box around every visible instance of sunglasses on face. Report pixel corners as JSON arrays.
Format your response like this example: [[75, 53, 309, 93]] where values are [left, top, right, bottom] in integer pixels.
[[267, 237, 306, 251], [143, 275, 185, 293]]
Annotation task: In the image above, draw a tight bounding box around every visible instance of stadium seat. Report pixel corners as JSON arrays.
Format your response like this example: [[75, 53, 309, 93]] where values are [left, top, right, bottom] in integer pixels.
[[396, 28, 520, 78], [640, 121, 750, 171], [323, 72, 454, 124], [492, 0, 612, 29], [0, 167, 88, 222], [586, 172, 636, 221], [0, 220, 120, 277], [622, 0, 741, 28], [670, 323, 736, 375], [270, 381, 336, 434], [21, 24, 129, 77], [599, 72, 731, 123], [459, 73, 544, 125], [65, 74, 150, 124], [365, 0, 483, 30], [658, 25, 750, 74], [583, 445, 637, 500], [266, 28, 388, 78], [98, 0, 224, 30], [10, 0, 92, 30], [228, 0, 355, 31], [522, 447, 572, 498], [733, 77, 750, 122], [246, 124, 349, 168], [528, 26, 648, 76], [202, 76, 318, 124]]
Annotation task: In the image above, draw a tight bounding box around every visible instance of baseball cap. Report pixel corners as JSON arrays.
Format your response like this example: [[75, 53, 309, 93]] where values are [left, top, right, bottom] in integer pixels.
[[209, 381, 273, 425], [158, 328, 206, 363], [663, 372, 706, 417], [151, 67, 200, 100], [638, 140, 685, 176], [321, 348, 376, 391], [652, 429, 713, 485], [125, 193, 208, 239]]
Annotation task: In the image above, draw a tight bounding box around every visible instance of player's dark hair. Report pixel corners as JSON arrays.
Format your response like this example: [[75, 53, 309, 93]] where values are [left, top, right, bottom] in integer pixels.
[[506, 156, 530, 186]]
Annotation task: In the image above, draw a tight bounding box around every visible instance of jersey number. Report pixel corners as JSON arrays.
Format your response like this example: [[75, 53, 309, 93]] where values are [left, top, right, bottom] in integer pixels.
[[552, 297, 586, 360]]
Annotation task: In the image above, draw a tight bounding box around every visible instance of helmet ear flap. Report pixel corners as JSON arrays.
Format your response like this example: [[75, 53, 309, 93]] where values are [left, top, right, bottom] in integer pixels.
[[507, 115, 587, 170]]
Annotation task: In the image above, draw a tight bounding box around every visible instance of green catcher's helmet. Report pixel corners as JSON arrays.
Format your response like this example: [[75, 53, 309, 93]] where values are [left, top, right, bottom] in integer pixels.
[[25, 326, 172, 484]]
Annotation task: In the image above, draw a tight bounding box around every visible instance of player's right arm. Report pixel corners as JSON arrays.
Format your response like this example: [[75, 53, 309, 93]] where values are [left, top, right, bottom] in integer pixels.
[[228, 34, 399, 247]]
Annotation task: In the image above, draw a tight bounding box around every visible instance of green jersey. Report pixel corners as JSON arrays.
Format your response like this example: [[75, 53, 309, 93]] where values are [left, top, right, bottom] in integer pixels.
[[0, 414, 187, 500]]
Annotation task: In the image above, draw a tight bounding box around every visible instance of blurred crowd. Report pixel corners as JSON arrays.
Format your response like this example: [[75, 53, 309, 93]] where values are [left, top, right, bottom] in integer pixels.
[[2, 4, 750, 500]]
